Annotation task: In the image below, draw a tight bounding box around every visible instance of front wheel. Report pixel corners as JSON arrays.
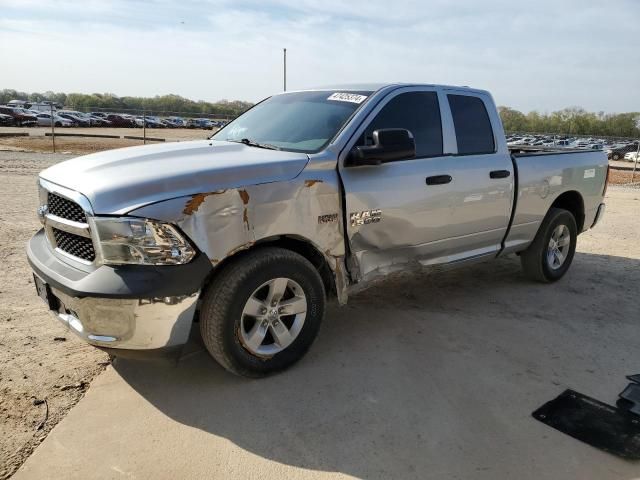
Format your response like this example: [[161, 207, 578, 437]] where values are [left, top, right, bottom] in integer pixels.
[[612, 153, 621, 160], [200, 247, 326, 377], [520, 207, 577, 283]]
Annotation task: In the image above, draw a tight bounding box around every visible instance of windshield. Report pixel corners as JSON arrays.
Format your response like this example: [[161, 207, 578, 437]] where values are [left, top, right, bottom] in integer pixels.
[[212, 90, 372, 153]]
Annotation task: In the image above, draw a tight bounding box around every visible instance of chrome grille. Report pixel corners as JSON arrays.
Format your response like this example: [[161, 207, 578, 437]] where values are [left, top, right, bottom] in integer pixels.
[[48, 192, 87, 223], [52, 228, 96, 262], [40, 180, 95, 264]]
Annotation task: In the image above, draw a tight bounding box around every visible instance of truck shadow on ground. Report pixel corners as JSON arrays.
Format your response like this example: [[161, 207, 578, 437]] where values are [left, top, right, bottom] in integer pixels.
[[113, 252, 640, 479]]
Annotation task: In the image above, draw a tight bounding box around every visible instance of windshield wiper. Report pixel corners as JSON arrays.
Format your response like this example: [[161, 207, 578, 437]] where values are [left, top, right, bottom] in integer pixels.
[[230, 138, 280, 150]]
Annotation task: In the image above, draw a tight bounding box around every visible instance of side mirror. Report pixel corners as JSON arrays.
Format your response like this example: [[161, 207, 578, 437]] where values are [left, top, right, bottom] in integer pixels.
[[350, 128, 416, 166]]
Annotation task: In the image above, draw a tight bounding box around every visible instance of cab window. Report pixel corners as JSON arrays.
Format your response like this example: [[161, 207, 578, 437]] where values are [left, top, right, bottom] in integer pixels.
[[357, 91, 443, 158]]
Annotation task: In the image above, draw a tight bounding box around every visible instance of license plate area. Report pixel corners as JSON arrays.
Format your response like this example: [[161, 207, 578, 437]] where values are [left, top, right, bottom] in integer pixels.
[[33, 274, 59, 311]]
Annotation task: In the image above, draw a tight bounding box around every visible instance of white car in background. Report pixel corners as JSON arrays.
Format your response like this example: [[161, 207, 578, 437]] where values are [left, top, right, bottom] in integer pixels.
[[624, 151, 640, 162], [35, 112, 73, 127]]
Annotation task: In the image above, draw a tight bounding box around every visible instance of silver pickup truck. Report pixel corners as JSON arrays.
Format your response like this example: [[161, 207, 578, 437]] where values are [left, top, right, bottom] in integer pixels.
[[27, 83, 608, 376]]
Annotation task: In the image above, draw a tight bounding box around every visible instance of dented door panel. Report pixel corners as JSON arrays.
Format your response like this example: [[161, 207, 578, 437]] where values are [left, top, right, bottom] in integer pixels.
[[340, 155, 512, 280], [337, 86, 514, 283]]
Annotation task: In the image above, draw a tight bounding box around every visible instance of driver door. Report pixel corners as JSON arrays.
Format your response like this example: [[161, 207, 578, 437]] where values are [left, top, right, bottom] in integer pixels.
[[338, 87, 513, 281]]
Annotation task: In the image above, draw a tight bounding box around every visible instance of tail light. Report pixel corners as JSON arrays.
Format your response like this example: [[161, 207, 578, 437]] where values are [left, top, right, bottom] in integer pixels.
[[603, 165, 610, 196]]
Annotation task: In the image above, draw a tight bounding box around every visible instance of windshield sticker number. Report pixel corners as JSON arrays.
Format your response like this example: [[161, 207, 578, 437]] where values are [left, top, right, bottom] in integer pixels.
[[327, 93, 367, 104]]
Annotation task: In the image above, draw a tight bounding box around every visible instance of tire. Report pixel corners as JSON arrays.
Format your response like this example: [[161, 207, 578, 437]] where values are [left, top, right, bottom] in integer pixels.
[[612, 153, 621, 160], [200, 247, 326, 377], [520, 208, 578, 283], [55, 122, 61, 127]]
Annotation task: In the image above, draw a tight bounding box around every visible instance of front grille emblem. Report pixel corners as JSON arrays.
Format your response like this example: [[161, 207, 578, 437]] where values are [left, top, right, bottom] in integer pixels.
[[37, 204, 48, 223]]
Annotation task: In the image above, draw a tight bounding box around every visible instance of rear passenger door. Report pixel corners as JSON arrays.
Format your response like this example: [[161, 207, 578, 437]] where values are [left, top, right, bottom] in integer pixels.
[[338, 87, 514, 280]]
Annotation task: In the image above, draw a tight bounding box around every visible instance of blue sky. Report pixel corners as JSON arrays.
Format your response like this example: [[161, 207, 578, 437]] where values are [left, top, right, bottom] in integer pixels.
[[1, 0, 638, 112]]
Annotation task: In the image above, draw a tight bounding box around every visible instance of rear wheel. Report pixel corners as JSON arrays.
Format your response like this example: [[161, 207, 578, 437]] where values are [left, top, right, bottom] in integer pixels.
[[612, 152, 621, 160], [200, 247, 326, 377], [520, 208, 577, 283]]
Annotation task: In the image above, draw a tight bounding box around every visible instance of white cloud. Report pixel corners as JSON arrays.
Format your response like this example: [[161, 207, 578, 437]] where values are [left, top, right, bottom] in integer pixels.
[[0, 0, 638, 112]]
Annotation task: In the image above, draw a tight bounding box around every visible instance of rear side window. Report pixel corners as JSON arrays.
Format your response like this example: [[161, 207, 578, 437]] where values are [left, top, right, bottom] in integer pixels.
[[447, 94, 495, 155], [359, 91, 443, 158]]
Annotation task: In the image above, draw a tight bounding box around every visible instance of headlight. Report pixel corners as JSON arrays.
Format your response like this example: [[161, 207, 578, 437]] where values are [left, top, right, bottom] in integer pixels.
[[89, 217, 196, 265]]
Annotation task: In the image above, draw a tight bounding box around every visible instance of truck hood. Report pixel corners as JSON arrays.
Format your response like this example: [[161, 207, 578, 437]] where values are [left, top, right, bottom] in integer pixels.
[[40, 140, 309, 214]]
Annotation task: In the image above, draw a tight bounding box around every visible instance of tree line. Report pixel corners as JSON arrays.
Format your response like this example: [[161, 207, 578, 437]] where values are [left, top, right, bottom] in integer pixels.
[[1, 89, 638, 137], [0, 89, 253, 117], [498, 106, 640, 138]]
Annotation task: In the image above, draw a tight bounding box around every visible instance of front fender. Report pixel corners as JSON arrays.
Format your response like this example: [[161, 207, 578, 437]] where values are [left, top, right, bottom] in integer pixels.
[[128, 172, 349, 303]]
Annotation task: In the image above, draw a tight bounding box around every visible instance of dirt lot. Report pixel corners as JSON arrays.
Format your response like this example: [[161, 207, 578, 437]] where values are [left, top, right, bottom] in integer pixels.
[[609, 168, 640, 185], [0, 126, 212, 154], [1, 150, 639, 479], [0, 152, 108, 479]]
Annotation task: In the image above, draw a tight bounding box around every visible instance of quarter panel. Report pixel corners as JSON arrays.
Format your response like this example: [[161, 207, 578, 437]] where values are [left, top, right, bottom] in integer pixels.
[[504, 151, 607, 253]]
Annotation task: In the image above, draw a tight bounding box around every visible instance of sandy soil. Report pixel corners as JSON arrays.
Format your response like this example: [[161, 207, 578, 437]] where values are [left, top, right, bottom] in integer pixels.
[[1, 149, 638, 479], [0, 152, 108, 480], [609, 168, 640, 185], [0, 127, 213, 155]]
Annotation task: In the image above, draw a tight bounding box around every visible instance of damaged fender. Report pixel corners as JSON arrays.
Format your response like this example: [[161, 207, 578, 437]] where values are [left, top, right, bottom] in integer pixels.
[[129, 170, 350, 304]]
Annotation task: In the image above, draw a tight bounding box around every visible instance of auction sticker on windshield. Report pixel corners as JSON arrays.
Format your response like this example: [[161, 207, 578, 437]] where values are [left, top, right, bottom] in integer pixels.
[[327, 92, 368, 104]]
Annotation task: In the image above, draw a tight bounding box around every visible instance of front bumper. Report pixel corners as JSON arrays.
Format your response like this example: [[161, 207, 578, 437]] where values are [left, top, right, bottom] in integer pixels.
[[27, 229, 212, 351]]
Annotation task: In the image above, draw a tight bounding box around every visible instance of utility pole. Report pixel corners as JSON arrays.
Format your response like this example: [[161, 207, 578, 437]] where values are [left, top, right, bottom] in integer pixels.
[[631, 116, 640, 183], [50, 103, 56, 153], [283, 48, 287, 91]]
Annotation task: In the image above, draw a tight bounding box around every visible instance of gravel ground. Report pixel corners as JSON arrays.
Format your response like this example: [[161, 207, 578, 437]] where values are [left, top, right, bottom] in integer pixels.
[[0, 151, 107, 480], [0, 127, 213, 154]]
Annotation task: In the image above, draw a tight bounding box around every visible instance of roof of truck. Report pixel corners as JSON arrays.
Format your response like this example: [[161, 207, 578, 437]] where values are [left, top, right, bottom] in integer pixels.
[[306, 83, 489, 94]]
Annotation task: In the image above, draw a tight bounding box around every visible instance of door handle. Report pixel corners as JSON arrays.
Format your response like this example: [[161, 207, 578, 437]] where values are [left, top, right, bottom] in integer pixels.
[[425, 175, 452, 185], [490, 170, 511, 179]]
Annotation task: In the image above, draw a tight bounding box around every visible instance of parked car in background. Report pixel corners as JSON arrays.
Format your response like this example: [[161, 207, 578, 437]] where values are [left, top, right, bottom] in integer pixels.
[[608, 142, 639, 160], [7, 99, 28, 108], [67, 111, 100, 126], [28, 102, 61, 113], [186, 118, 214, 129], [624, 152, 640, 162], [35, 112, 73, 127], [87, 114, 112, 127], [0, 106, 37, 126], [165, 117, 186, 128], [121, 114, 137, 126], [106, 114, 136, 128], [58, 111, 90, 127], [134, 116, 164, 128], [146, 116, 166, 128], [0, 113, 14, 126]]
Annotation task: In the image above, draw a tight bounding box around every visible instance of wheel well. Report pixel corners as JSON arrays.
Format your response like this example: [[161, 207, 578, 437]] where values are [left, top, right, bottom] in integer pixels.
[[254, 236, 337, 297], [205, 236, 337, 299], [551, 190, 585, 232]]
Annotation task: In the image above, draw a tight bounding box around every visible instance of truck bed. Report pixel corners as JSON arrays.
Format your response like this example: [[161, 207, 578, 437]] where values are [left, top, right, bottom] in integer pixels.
[[502, 148, 608, 254], [509, 145, 597, 156]]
